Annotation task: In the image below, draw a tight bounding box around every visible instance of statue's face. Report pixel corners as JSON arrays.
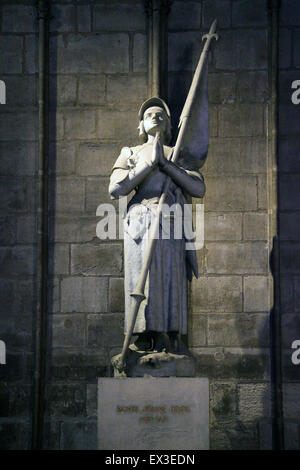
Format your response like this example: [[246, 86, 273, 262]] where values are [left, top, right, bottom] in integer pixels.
[[143, 106, 168, 137]]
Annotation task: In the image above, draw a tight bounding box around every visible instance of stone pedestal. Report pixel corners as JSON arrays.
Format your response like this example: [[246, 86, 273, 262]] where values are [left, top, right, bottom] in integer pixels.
[[112, 348, 196, 377], [98, 377, 209, 450]]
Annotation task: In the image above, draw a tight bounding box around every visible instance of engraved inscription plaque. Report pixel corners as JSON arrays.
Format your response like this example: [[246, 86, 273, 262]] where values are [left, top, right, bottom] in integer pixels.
[[98, 377, 209, 450]]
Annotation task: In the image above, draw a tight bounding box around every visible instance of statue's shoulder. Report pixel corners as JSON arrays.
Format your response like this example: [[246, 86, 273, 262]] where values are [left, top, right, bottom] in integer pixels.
[[111, 145, 144, 173], [129, 145, 144, 153], [111, 147, 132, 172]]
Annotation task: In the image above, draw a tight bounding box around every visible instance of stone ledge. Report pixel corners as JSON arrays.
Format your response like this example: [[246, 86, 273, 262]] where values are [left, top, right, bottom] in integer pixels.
[[112, 347, 196, 378]]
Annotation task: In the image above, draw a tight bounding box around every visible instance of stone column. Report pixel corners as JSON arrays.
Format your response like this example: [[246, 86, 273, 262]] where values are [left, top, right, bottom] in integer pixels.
[[146, 0, 172, 100]]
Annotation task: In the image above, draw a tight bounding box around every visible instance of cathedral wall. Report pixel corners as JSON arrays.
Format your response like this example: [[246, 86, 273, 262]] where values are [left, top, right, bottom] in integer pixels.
[[0, 0, 298, 450]]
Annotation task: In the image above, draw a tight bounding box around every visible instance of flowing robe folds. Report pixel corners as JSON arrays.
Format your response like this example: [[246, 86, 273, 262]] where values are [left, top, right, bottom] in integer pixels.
[[109, 143, 205, 335]]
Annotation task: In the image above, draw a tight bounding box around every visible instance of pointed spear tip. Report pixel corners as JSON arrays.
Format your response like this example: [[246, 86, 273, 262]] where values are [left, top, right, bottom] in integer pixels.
[[211, 18, 218, 31]]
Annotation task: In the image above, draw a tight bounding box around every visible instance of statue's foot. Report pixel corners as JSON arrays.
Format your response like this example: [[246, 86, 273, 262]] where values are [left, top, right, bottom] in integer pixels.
[[111, 354, 127, 373]]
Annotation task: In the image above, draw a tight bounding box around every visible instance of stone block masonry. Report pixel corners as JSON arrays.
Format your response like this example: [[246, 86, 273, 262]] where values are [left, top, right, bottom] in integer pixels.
[[44, 0, 148, 451], [168, 0, 273, 450], [0, 0, 39, 450], [0, 0, 295, 451], [279, 0, 300, 450]]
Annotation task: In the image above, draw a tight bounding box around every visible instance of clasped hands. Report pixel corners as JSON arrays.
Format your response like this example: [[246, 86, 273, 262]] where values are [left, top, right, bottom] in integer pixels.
[[150, 132, 169, 169]]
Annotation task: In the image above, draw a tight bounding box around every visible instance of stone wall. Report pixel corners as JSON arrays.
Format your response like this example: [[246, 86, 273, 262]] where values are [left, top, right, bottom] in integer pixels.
[[279, 0, 300, 450], [45, 0, 148, 450], [0, 0, 38, 449], [0, 0, 298, 451], [167, 0, 272, 450]]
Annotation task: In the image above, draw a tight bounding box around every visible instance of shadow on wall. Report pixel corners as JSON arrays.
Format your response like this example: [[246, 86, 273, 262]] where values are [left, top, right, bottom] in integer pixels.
[[42, 30, 57, 450], [0, 8, 39, 449], [277, 72, 300, 448]]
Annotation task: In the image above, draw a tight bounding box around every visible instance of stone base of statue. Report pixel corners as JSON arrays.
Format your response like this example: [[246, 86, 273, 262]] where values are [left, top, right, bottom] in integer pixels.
[[98, 376, 209, 450], [99, 346, 209, 449], [112, 345, 196, 377]]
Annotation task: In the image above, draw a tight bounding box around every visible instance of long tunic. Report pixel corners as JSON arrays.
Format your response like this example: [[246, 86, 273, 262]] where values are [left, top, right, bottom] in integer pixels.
[[109, 143, 203, 335]]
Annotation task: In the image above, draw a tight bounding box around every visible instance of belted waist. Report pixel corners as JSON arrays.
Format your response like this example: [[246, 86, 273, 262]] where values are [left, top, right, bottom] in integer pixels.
[[140, 197, 160, 206]]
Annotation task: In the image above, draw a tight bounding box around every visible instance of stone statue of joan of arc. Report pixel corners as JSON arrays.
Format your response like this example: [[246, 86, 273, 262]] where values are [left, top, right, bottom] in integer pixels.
[[109, 97, 206, 352]]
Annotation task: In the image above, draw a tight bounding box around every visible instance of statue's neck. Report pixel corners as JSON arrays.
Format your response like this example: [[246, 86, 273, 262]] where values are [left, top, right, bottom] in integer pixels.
[[146, 134, 165, 144]]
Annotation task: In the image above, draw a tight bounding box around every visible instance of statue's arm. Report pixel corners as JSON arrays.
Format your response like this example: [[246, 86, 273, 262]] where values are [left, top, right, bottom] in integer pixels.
[[159, 159, 206, 198], [109, 148, 154, 199]]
